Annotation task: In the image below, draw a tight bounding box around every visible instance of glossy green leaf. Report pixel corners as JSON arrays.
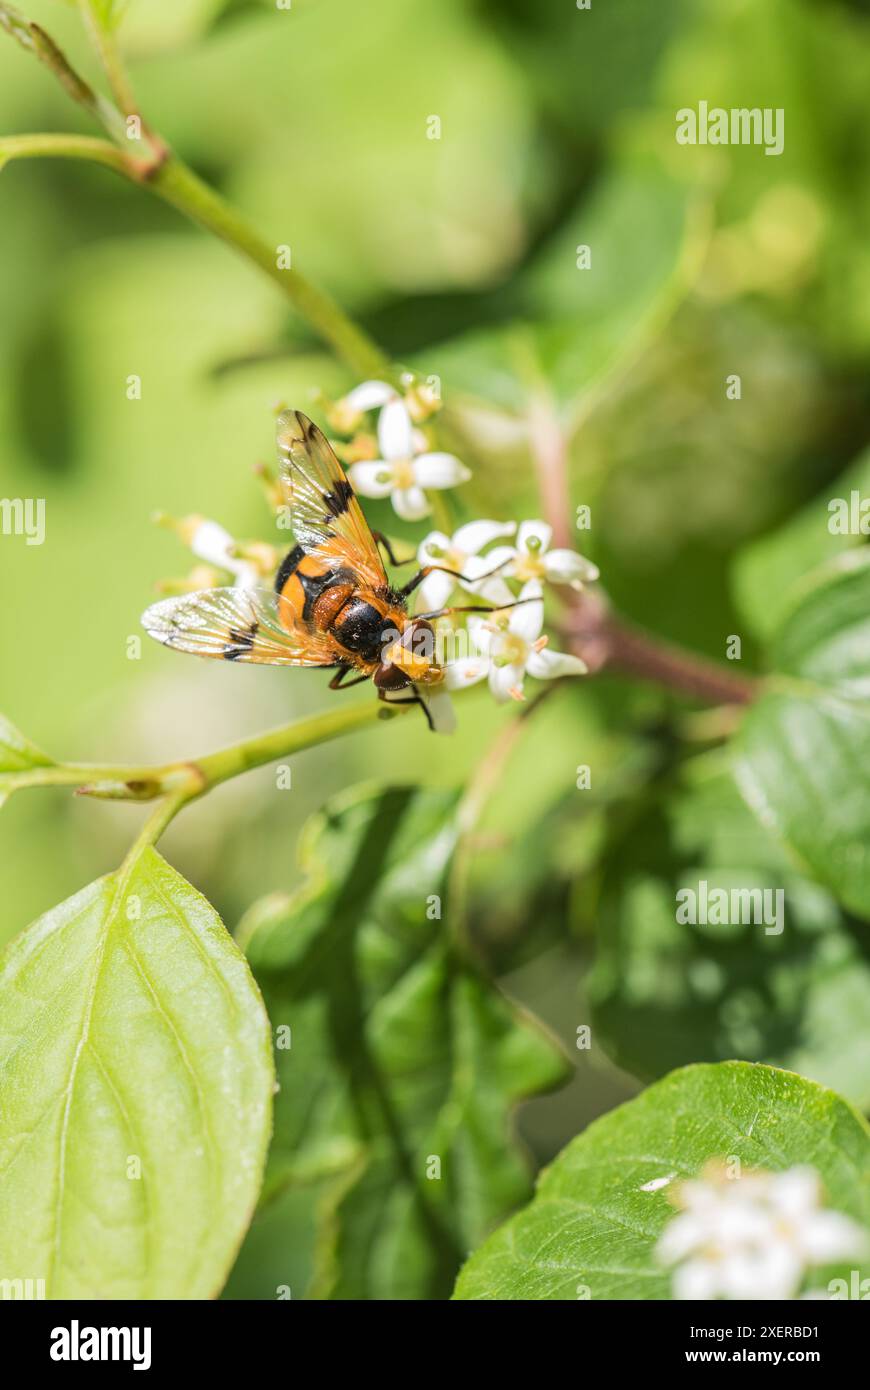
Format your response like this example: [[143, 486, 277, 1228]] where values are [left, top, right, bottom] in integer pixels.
[[454, 1063, 870, 1300], [589, 769, 870, 1106], [734, 550, 870, 917], [233, 785, 570, 1301], [0, 848, 273, 1298]]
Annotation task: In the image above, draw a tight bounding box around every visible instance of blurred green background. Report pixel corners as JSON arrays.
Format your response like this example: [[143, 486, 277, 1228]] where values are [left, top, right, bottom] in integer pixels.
[[2, 0, 870, 1294]]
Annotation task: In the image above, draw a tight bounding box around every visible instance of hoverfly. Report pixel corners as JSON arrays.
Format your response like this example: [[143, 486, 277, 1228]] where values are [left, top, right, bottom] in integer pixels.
[[141, 410, 498, 729]]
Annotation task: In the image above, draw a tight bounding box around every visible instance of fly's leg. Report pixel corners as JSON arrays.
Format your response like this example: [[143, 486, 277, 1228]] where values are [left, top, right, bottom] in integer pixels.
[[372, 532, 415, 569], [399, 554, 513, 599], [329, 665, 372, 691], [413, 598, 538, 622], [378, 687, 435, 731]]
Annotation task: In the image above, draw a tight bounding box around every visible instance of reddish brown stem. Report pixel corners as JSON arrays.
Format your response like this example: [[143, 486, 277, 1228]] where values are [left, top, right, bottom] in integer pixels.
[[526, 409, 758, 707], [561, 591, 757, 705]]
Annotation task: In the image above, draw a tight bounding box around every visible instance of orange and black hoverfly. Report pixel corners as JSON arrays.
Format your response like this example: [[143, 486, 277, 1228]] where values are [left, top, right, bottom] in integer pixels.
[[142, 410, 495, 729]]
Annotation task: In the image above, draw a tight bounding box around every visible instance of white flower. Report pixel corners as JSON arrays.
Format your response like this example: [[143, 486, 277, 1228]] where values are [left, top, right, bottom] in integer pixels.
[[348, 392, 471, 521], [415, 520, 518, 613], [656, 1162, 868, 1301], [482, 520, 599, 592], [188, 518, 259, 589], [381, 678, 459, 735], [343, 380, 396, 413], [465, 580, 587, 703], [327, 379, 395, 434]]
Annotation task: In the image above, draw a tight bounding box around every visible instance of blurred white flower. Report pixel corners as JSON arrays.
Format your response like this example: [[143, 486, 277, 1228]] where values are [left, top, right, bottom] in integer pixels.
[[483, 520, 599, 592], [381, 677, 459, 735], [415, 520, 517, 612], [157, 514, 260, 590], [326, 379, 395, 434], [656, 1162, 868, 1301], [466, 580, 588, 703], [348, 393, 470, 521]]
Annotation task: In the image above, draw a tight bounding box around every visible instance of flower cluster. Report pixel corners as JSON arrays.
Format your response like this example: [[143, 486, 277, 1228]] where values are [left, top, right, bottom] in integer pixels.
[[327, 377, 467, 522], [655, 1161, 868, 1300], [148, 382, 600, 730]]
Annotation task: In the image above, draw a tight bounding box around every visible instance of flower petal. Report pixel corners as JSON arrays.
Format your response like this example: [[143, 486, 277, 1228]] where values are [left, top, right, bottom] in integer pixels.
[[656, 1213, 706, 1266], [344, 380, 395, 411], [444, 656, 490, 690], [451, 518, 517, 556], [456, 556, 511, 608], [232, 564, 261, 591], [526, 647, 588, 680], [347, 460, 395, 498], [466, 614, 494, 654], [190, 519, 239, 570], [768, 1167, 820, 1221], [417, 530, 451, 564], [421, 686, 457, 735], [509, 579, 544, 642], [461, 546, 516, 601], [378, 395, 414, 461], [720, 1243, 802, 1301], [413, 451, 472, 491], [489, 661, 525, 703], [392, 486, 431, 522], [798, 1211, 869, 1264], [476, 576, 517, 608], [415, 569, 454, 614], [673, 1258, 722, 1301], [517, 519, 553, 555], [543, 548, 600, 588]]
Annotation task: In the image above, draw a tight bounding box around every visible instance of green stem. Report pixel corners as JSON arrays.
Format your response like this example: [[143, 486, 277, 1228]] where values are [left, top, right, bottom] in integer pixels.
[[192, 698, 393, 791], [0, 132, 128, 172], [76, 1, 138, 115], [2, 699, 401, 807], [119, 785, 195, 868], [0, 135, 391, 382], [148, 156, 392, 381]]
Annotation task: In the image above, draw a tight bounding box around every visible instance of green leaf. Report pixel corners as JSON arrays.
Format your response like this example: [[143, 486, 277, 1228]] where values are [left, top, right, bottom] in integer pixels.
[[0, 848, 273, 1298], [734, 446, 870, 642], [453, 1062, 870, 1300], [734, 550, 870, 916], [433, 160, 703, 427], [0, 712, 53, 810], [589, 768, 870, 1106], [234, 785, 569, 1301]]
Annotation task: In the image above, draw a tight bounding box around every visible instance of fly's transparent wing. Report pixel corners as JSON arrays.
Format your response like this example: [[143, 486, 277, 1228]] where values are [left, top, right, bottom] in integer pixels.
[[276, 409, 388, 588], [141, 586, 337, 666]]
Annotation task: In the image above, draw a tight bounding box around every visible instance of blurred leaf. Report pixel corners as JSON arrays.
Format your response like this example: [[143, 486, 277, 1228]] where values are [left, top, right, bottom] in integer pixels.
[[589, 769, 870, 1106], [0, 847, 273, 1297], [482, 0, 689, 135], [435, 160, 704, 429], [734, 447, 870, 642], [236, 785, 569, 1300], [0, 711, 54, 810], [734, 550, 870, 916], [77, 0, 128, 32], [453, 1062, 870, 1300]]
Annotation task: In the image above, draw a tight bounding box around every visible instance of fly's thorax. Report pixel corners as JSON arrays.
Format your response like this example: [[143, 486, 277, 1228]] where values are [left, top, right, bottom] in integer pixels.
[[332, 596, 398, 661]]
